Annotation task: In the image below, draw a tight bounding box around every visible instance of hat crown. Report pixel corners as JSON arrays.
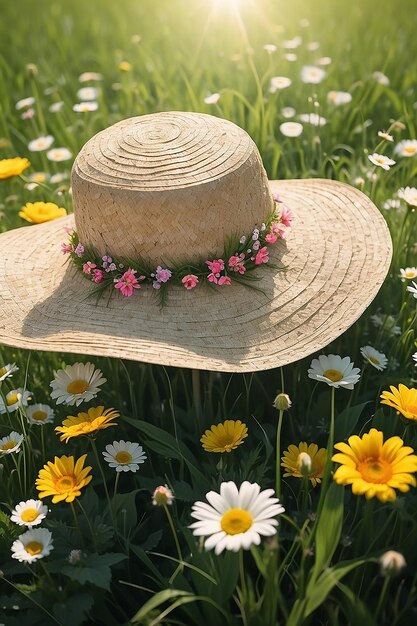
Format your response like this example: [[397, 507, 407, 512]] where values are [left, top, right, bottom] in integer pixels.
[[71, 112, 272, 264]]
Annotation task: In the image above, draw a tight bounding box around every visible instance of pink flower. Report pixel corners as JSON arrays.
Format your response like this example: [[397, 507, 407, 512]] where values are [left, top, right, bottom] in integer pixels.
[[106, 263, 117, 272], [155, 266, 172, 283], [218, 276, 232, 285], [280, 206, 294, 227], [228, 254, 246, 274], [64, 226, 74, 234], [182, 274, 199, 290], [21, 108, 35, 120], [152, 281, 161, 290], [102, 255, 112, 265], [255, 247, 269, 265], [273, 192, 284, 203], [83, 261, 97, 275], [271, 222, 287, 238], [75, 243, 84, 257], [205, 259, 225, 275], [252, 240, 261, 251], [265, 233, 278, 244], [115, 268, 141, 297], [61, 243, 72, 254], [92, 269, 105, 283], [207, 273, 219, 284]]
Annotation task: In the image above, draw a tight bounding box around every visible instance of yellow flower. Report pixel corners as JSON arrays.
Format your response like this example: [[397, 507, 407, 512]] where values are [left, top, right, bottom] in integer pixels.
[[19, 202, 67, 224], [380, 384, 417, 423], [36, 454, 92, 503], [281, 442, 327, 487], [0, 157, 30, 179], [55, 406, 119, 443], [118, 61, 132, 72], [200, 420, 248, 453], [332, 428, 417, 502]]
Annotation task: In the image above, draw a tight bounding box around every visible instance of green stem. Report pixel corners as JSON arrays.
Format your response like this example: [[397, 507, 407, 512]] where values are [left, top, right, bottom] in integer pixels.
[[375, 576, 390, 621], [164, 503, 184, 580], [77, 498, 97, 550], [275, 409, 284, 499], [113, 471, 120, 501], [70, 501, 85, 549], [90, 437, 113, 516]]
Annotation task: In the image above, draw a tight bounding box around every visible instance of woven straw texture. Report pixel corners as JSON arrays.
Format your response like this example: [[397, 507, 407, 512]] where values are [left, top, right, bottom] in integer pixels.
[[0, 113, 392, 372]]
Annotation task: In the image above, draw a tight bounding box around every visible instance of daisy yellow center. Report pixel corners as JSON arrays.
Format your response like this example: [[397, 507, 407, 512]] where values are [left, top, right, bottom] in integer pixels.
[[21, 508, 39, 522], [376, 157, 385, 164], [115, 451, 132, 464], [322, 369, 343, 382], [357, 457, 392, 483], [56, 475, 75, 491], [221, 508, 253, 535], [405, 271, 416, 278], [1, 440, 17, 450], [25, 541, 43, 556], [369, 357, 380, 365], [404, 146, 417, 154], [0, 367, 7, 377], [7, 393, 19, 405], [32, 410, 47, 421], [67, 379, 89, 394]]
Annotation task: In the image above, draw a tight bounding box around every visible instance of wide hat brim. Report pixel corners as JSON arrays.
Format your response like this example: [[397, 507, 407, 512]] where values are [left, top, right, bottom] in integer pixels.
[[0, 178, 391, 372]]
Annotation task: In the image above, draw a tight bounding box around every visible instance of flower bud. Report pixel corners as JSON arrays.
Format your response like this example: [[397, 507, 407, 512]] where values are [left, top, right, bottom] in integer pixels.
[[26, 63, 38, 77], [273, 393, 292, 411], [152, 485, 174, 507], [379, 550, 406, 576], [67, 549, 84, 565], [297, 452, 312, 476]]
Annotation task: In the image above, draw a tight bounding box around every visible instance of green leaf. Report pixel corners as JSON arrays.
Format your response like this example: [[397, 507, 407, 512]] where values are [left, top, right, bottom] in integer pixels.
[[334, 402, 368, 440], [112, 489, 139, 531], [312, 483, 344, 579], [61, 553, 127, 590], [130, 589, 192, 624], [53, 592, 94, 626], [139, 529, 163, 551]]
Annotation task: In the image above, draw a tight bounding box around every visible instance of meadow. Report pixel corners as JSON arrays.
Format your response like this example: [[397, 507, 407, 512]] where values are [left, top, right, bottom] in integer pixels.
[[1, 0, 417, 624]]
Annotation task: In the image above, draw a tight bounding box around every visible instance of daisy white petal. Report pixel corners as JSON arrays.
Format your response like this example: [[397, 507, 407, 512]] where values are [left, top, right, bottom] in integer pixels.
[[0, 362, 18, 382], [50, 362, 106, 406], [102, 440, 147, 472], [0, 431, 24, 454], [11, 528, 53, 563], [308, 354, 360, 389], [11, 499, 48, 527], [360, 346, 388, 371]]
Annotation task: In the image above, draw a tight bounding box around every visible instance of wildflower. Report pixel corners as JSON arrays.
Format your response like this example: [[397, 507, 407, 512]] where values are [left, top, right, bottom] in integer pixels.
[[204, 93, 220, 105], [265, 233, 278, 244], [28, 136, 54, 152], [155, 266, 172, 283], [317, 56, 332, 65], [152, 485, 174, 506], [50, 362, 106, 406], [308, 354, 360, 389], [206, 259, 225, 283], [74, 243, 84, 257], [11, 528, 53, 563], [0, 432, 24, 455], [49, 101, 64, 113], [68, 549, 84, 564], [398, 187, 417, 207], [19, 202, 67, 224], [382, 198, 402, 210], [79, 72, 103, 82], [182, 274, 199, 289], [394, 140, 417, 158], [73, 102, 99, 113], [26, 403, 55, 425], [11, 500, 48, 527], [83, 261, 97, 275], [254, 247, 269, 265], [332, 429, 417, 502], [61, 243, 72, 254], [15, 97, 35, 110], [307, 41, 320, 51], [36, 454, 93, 503], [190, 481, 284, 554], [269, 76, 292, 93], [360, 346, 388, 371], [368, 153, 396, 170], [373, 71, 390, 86], [55, 406, 119, 442], [118, 61, 132, 72], [0, 362, 18, 382], [228, 254, 246, 274], [263, 44, 277, 54], [327, 91, 352, 106], [380, 551, 406, 576], [301, 65, 326, 84], [0, 388, 32, 413], [115, 268, 142, 297], [280, 122, 303, 137], [378, 131, 394, 142], [93, 269, 105, 283], [280, 205, 294, 227], [284, 53, 297, 62], [77, 87, 99, 101], [281, 106, 296, 118], [281, 443, 327, 486], [407, 281, 417, 299], [354, 177, 365, 187], [380, 384, 417, 423], [370, 313, 401, 335], [46, 148, 72, 162], [218, 276, 232, 285], [200, 420, 248, 453], [273, 393, 292, 411], [298, 113, 327, 126], [25, 62, 38, 76], [0, 157, 30, 179], [283, 36, 302, 49], [102, 440, 147, 472], [400, 267, 417, 280]]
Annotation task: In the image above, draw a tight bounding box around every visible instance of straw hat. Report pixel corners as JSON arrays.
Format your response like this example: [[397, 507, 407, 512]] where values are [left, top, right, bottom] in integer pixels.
[[0, 112, 392, 372]]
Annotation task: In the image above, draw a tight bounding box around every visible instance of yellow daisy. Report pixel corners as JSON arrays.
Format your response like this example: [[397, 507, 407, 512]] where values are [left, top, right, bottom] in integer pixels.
[[332, 428, 417, 502], [380, 384, 417, 423], [36, 454, 92, 503], [281, 442, 327, 487], [200, 420, 248, 453], [55, 406, 119, 443], [0, 157, 30, 179], [19, 202, 67, 224]]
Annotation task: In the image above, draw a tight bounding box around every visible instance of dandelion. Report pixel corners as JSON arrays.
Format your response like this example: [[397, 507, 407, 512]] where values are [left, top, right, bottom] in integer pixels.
[[0, 432, 24, 455], [0, 157, 30, 179], [281, 443, 327, 486], [360, 346, 388, 371], [0, 362, 18, 382], [400, 267, 417, 280], [152, 485, 174, 506], [398, 187, 417, 208], [269, 76, 291, 93], [55, 406, 119, 442], [280, 122, 303, 137], [407, 281, 417, 299], [327, 91, 352, 105], [368, 153, 396, 170], [36, 454, 93, 503], [200, 420, 248, 453], [79, 72, 103, 82], [380, 384, 417, 423], [380, 551, 406, 576], [190, 481, 284, 554], [102, 440, 147, 472], [332, 429, 417, 502], [204, 93, 220, 105], [26, 403, 55, 425], [11, 528, 53, 563], [11, 500, 48, 527], [298, 113, 327, 126], [28, 136, 54, 152], [73, 102, 98, 113], [77, 87, 99, 100], [378, 131, 394, 142], [394, 140, 417, 158], [0, 388, 32, 413], [301, 65, 326, 84], [308, 354, 360, 389], [15, 96, 35, 110], [46, 148, 72, 162], [19, 202, 67, 224], [50, 362, 107, 406]]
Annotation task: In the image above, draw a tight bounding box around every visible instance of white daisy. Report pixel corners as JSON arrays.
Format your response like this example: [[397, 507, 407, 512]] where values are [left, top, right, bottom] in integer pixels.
[[398, 187, 417, 207], [372, 71, 390, 86], [400, 267, 417, 280], [190, 481, 284, 555], [50, 362, 106, 406], [0, 362, 18, 382], [301, 65, 326, 84], [0, 388, 32, 414], [281, 106, 296, 118], [73, 101, 99, 113], [280, 122, 303, 138], [368, 153, 396, 170], [269, 76, 292, 93], [77, 87, 99, 101], [382, 198, 402, 210], [263, 44, 277, 54], [15, 96, 35, 110], [407, 281, 417, 299], [308, 354, 361, 389], [327, 91, 352, 106], [50, 172, 69, 184], [11, 528, 53, 563], [79, 72, 103, 82], [298, 113, 327, 127], [204, 93, 220, 105], [49, 101, 64, 113], [26, 403, 55, 425], [11, 499, 48, 527], [378, 131, 394, 142], [395, 140, 417, 158], [412, 352, 417, 365], [28, 135, 54, 152], [283, 36, 302, 49], [360, 346, 388, 371], [102, 440, 147, 472], [46, 147, 73, 162], [28, 172, 49, 183], [0, 431, 24, 455]]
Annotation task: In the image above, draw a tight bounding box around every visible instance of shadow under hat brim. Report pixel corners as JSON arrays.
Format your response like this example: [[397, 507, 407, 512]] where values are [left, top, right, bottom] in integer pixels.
[[0, 179, 392, 372]]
